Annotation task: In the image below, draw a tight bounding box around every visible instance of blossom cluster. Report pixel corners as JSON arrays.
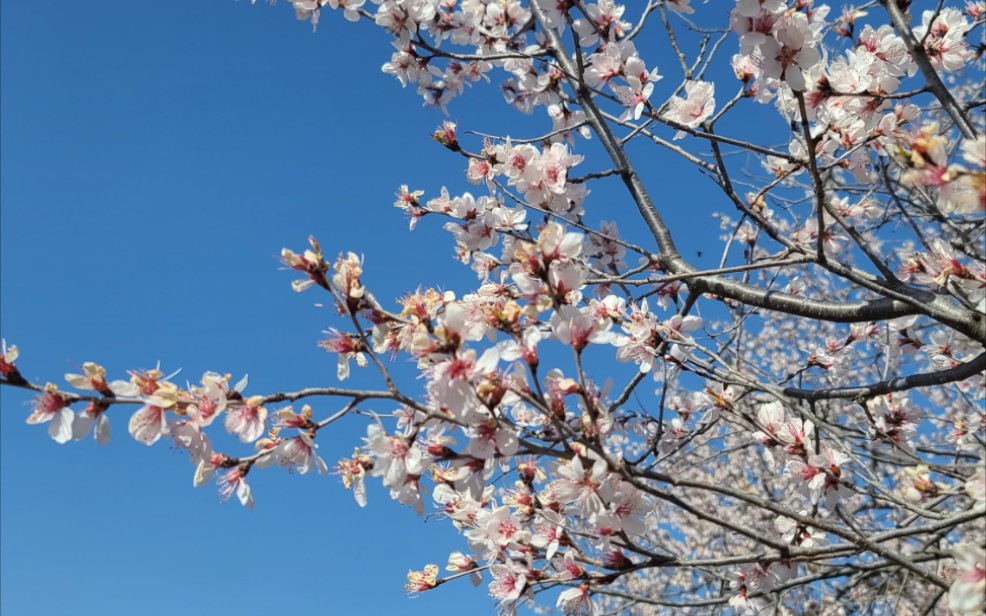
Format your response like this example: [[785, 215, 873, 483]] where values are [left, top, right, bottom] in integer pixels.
[[5, 0, 986, 613]]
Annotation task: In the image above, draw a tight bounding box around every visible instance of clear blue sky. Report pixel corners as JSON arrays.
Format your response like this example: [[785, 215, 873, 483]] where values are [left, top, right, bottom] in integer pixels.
[[1, 2, 748, 614]]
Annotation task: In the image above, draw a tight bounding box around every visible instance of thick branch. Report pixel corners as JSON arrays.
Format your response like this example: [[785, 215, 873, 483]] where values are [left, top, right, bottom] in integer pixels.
[[782, 352, 986, 401]]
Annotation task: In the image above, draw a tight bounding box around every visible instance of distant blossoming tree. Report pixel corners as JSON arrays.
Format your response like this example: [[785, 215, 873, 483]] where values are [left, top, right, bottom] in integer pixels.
[[3, 0, 985, 613]]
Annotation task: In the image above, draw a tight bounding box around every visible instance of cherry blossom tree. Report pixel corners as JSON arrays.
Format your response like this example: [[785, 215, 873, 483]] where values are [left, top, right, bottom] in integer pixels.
[[3, 0, 985, 613]]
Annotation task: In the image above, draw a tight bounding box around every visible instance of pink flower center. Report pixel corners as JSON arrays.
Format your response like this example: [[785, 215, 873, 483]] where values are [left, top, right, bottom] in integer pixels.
[[965, 564, 986, 583], [497, 519, 518, 540], [444, 357, 472, 380], [799, 465, 819, 481]]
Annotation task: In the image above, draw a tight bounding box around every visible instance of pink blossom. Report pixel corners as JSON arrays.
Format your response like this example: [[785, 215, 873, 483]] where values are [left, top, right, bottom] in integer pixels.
[[551, 306, 618, 352], [446, 552, 482, 587], [404, 564, 439, 595], [0, 339, 20, 381], [72, 403, 111, 445], [223, 397, 268, 444], [914, 8, 972, 72], [280, 236, 327, 293], [664, 80, 716, 136], [336, 448, 372, 507], [275, 434, 327, 475], [488, 560, 528, 606], [949, 543, 986, 614], [365, 423, 424, 491], [612, 77, 654, 121], [26, 384, 75, 444], [128, 404, 168, 446], [553, 454, 608, 516], [217, 467, 254, 510], [556, 583, 595, 615]]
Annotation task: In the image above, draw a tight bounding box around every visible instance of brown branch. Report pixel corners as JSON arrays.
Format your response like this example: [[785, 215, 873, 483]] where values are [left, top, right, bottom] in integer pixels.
[[782, 352, 986, 402]]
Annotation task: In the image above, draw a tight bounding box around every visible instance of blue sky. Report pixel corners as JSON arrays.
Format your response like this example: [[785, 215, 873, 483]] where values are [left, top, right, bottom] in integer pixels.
[[0, 2, 762, 614]]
